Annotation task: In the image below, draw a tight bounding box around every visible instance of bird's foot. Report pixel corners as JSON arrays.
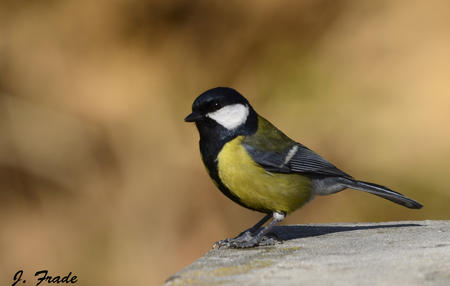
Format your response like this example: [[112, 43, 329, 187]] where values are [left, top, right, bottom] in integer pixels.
[[212, 233, 280, 249], [212, 230, 252, 249], [212, 238, 233, 249]]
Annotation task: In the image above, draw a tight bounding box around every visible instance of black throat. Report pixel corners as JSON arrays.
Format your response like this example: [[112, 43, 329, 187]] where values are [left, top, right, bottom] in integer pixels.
[[196, 107, 257, 168], [195, 108, 258, 200]]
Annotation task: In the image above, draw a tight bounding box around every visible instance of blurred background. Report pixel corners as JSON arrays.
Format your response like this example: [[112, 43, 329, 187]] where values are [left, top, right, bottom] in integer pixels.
[[1, 0, 449, 285]]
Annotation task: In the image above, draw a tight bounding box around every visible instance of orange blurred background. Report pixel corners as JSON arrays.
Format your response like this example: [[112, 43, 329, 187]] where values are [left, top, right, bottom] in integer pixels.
[[1, 1, 449, 285]]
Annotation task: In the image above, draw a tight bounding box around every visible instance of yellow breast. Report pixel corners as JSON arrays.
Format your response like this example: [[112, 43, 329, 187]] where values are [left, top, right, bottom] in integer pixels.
[[217, 136, 313, 213]]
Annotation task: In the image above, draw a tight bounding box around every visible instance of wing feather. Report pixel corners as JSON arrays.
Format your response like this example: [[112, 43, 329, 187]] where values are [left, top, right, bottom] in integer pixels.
[[288, 144, 351, 178], [242, 116, 351, 178], [244, 141, 351, 178]]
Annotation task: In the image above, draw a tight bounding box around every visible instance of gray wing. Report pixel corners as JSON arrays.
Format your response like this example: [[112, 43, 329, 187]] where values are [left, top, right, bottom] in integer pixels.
[[243, 142, 352, 178]]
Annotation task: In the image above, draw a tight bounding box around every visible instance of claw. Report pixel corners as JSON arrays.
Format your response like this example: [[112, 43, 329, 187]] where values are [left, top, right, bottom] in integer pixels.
[[212, 212, 285, 249], [212, 238, 231, 249]]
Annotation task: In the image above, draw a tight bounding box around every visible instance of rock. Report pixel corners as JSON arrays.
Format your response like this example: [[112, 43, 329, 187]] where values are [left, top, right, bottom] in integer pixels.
[[165, 220, 450, 286]]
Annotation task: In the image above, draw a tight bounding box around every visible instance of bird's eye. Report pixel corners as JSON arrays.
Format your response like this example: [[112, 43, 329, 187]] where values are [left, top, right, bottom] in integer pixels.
[[213, 102, 221, 109]]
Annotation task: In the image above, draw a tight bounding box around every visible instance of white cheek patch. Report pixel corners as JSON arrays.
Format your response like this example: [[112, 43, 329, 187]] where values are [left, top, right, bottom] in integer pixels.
[[206, 104, 249, 130]]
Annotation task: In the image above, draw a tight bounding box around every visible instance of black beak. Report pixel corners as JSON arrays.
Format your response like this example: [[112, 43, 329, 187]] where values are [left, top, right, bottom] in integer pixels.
[[184, 112, 203, 122]]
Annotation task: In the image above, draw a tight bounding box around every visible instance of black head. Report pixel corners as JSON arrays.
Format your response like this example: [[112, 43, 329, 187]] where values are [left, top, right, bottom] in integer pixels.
[[185, 87, 249, 121], [185, 87, 257, 138]]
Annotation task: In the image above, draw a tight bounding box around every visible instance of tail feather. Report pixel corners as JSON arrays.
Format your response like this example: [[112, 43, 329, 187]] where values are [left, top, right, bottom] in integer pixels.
[[343, 180, 423, 209]]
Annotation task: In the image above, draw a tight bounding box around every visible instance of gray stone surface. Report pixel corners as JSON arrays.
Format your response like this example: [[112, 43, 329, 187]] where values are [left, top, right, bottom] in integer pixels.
[[165, 220, 450, 286]]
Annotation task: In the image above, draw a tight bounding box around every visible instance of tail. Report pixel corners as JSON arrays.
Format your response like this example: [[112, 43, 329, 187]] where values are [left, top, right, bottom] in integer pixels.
[[342, 179, 423, 209]]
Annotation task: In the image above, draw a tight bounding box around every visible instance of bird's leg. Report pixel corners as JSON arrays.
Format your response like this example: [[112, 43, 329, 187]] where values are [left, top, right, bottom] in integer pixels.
[[213, 212, 285, 249], [231, 211, 285, 248], [212, 213, 272, 249], [235, 213, 272, 238]]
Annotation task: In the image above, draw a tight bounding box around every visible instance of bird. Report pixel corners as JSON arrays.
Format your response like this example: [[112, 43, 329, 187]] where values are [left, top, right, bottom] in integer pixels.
[[184, 87, 422, 248]]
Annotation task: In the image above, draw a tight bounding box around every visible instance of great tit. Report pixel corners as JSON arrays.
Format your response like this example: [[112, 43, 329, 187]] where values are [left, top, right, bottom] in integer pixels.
[[185, 87, 422, 248]]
